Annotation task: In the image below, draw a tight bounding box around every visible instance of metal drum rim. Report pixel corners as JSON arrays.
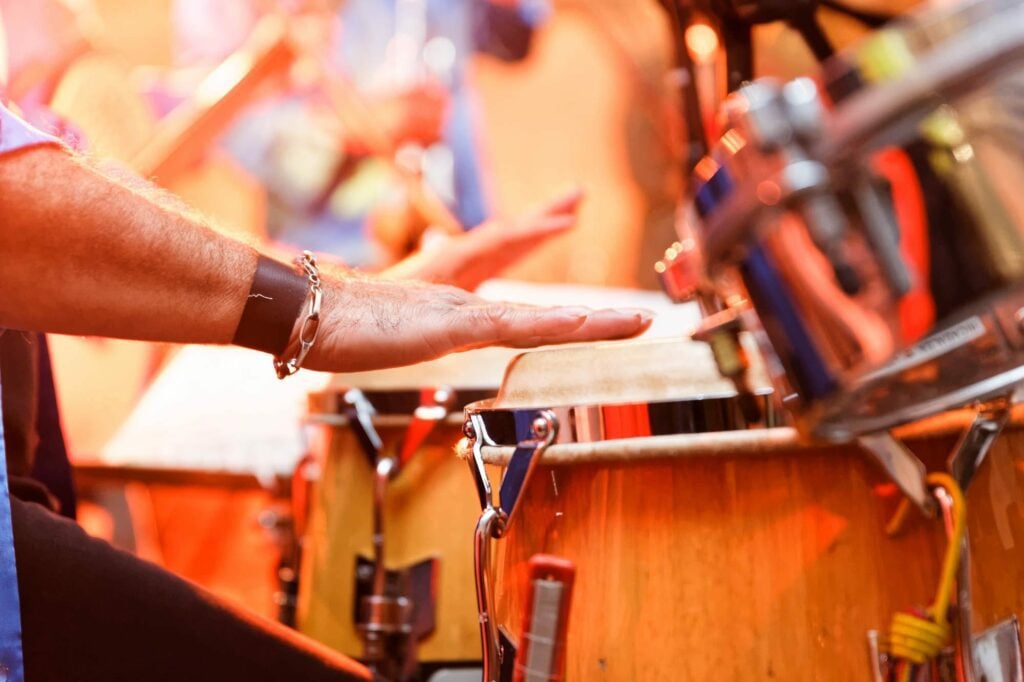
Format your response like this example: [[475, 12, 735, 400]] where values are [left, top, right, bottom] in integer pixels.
[[464, 390, 781, 446]]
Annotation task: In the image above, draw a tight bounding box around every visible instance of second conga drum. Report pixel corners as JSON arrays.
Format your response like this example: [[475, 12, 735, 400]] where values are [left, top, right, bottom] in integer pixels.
[[298, 347, 519, 669], [460, 338, 979, 681]]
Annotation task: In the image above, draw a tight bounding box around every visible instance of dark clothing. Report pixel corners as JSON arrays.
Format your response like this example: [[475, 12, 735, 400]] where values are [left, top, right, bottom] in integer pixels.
[[29, 335, 76, 517], [12, 496, 373, 682], [0, 331, 75, 517], [0, 331, 38, 480]]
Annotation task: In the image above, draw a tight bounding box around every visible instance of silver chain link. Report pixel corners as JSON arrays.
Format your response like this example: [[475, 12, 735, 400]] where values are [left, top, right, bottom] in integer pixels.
[[274, 250, 323, 379]]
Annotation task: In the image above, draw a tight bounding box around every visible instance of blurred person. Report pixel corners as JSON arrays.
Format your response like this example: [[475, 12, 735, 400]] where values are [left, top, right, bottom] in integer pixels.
[[173, 0, 548, 264], [0, 104, 650, 681]]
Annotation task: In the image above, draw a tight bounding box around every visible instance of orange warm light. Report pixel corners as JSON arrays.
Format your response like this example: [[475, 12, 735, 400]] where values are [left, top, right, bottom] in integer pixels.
[[686, 23, 720, 65]]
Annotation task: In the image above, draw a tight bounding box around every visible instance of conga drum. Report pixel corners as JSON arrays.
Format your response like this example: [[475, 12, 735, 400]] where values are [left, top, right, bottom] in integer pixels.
[[649, 0, 1024, 674], [298, 347, 519, 674], [461, 338, 1024, 680]]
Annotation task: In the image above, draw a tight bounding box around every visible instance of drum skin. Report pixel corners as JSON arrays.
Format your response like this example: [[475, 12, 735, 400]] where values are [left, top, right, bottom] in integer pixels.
[[489, 429, 1024, 680], [297, 421, 482, 663]]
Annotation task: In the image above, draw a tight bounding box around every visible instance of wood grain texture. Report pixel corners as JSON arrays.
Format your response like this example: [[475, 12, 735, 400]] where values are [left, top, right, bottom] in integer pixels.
[[491, 440, 955, 680]]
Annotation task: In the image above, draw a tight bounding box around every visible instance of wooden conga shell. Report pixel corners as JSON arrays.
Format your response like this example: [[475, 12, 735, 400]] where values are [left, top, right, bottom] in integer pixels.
[[484, 434, 949, 680], [468, 336, 1024, 680], [473, 414, 1024, 680]]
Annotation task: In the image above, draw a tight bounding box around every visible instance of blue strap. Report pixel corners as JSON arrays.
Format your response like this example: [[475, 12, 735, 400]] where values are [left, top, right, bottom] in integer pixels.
[[0, 381, 26, 682]]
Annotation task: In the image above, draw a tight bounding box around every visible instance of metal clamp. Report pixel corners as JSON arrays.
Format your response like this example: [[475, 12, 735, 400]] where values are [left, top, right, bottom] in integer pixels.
[[858, 431, 933, 515], [465, 410, 558, 682], [343, 389, 384, 469], [948, 398, 1012, 492], [342, 388, 453, 679]]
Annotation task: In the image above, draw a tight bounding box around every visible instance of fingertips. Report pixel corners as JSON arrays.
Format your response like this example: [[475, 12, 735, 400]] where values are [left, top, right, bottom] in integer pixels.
[[574, 308, 655, 340], [505, 308, 654, 347], [542, 187, 585, 216]]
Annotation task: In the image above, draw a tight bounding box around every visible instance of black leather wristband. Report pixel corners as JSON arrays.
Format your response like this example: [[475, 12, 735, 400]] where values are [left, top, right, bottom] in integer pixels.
[[232, 256, 309, 356]]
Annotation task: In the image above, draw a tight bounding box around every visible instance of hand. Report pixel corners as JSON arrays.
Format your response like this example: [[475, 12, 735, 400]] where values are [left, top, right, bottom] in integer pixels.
[[381, 189, 583, 290], [305, 272, 653, 372]]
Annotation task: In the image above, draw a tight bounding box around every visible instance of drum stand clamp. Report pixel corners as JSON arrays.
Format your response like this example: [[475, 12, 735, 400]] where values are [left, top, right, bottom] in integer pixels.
[[465, 409, 559, 682], [342, 388, 456, 681]]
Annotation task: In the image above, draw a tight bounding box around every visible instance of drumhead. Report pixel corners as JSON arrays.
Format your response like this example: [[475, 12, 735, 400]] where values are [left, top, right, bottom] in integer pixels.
[[493, 336, 772, 409], [467, 337, 781, 447]]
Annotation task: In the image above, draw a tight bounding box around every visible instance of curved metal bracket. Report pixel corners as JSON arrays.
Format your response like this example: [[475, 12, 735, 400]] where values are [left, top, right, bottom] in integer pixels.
[[465, 409, 559, 682]]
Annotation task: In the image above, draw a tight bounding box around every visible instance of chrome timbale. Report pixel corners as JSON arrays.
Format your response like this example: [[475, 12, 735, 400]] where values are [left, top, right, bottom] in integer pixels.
[[689, 0, 1024, 440], [467, 411, 558, 682]]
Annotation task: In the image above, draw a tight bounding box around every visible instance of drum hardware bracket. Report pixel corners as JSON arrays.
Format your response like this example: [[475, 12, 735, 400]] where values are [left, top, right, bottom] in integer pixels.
[[868, 617, 1023, 682], [692, 309, 763, 424], [948, 397, 1012, 492], [342, 386, 457, 471], [857, 432, 933, 516], [465, 410, 559, 682], [342, 387, 455, 680], [849, 175, 911, 296], [342, 388, 385, 470], [353, 555, 438, 682]]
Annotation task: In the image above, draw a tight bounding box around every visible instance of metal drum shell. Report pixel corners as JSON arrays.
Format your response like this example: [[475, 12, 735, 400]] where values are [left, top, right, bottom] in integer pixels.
[[692, 0, 1024, 439], [472, 415, 1024, 680]]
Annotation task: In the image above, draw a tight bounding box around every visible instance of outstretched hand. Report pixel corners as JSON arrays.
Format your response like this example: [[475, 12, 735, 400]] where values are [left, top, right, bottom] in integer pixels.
[[305, 271, 653, 373], [381, 189, 583, 290]]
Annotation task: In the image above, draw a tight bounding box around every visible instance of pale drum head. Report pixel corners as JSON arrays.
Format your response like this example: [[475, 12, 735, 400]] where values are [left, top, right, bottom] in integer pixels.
[[297, 346, 518, 663], [493, 336, 773, 410]]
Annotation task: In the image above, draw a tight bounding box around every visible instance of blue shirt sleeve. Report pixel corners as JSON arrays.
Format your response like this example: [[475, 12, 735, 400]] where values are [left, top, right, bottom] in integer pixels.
[[0, 104, 64, 156]]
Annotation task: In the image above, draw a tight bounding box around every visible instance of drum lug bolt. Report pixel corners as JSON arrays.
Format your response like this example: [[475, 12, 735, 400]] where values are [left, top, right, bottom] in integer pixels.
[[532, 416, 550, 439], [463, 421, 477, 441]]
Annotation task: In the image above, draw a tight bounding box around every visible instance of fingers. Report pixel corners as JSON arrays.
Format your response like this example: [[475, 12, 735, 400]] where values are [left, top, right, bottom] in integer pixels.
[[444, 304, 589, 349], [448, 303, 654, 350], [502, 308, 655, 347], [536, 187, 584, 217]]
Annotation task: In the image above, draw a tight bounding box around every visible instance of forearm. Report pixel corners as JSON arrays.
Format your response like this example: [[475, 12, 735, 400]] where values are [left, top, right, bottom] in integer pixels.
[[0, 145, 257, 343]]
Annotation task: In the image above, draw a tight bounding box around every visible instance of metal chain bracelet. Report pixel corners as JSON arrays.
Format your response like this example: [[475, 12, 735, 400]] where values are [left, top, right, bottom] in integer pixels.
[[274, 251, 323, 379]]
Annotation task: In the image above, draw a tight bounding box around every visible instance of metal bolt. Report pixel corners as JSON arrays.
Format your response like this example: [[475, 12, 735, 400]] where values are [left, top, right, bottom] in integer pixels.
[[532, 415, 550, 439], [463, 421, 476, 440]]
